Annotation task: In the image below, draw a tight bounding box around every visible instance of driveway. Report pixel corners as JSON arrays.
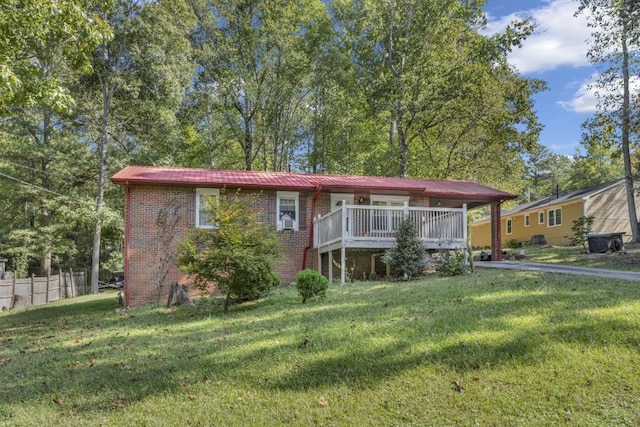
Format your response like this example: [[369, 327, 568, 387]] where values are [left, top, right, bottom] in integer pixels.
[[475, 260, 640, 282]]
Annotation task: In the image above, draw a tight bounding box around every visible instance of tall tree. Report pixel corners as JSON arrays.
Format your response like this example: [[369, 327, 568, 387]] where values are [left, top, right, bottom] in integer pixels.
[[333, 0, 543, 182], [0, 0, 110, 114], [0, 1, 110, 276], [78, 0, 196, 293], [577, 0, 640, 241], [570, 113, 624, 188], [189, 0, 332, 171]]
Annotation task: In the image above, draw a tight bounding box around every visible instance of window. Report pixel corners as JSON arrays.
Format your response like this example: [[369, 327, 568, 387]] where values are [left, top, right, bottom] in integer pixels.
[[371, 195, 408, 232], [524, 215, 530, 227], [330, 194, 354, 212], [196, 188, 220, 228], [548, 208, 562, 227], [506, 218, 513, 234], [277, 191, 299, 230], [538, 211, 544, 224]]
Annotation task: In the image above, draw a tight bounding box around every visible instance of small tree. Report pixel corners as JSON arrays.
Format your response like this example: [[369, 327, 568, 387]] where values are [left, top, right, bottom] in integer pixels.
[[571, 215, 595, 249], [177, 191, 280, 311], [296, 269, 329, 303], [382, 216, 426, 280]]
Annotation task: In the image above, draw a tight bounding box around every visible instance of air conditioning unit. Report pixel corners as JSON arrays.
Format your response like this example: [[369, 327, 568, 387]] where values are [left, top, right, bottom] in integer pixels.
[[283, 218, 295, 230]]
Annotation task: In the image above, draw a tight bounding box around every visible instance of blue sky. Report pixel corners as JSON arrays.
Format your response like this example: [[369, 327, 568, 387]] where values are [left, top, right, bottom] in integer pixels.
[[484, 0, 599, 156]]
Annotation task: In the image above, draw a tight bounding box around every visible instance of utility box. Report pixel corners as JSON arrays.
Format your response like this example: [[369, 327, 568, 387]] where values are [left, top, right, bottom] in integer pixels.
[[585, 232, 625, 253]]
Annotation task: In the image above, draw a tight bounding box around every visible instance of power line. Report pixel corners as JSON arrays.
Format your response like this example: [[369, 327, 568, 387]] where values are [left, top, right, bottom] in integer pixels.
[[0, 170, 94, 207]]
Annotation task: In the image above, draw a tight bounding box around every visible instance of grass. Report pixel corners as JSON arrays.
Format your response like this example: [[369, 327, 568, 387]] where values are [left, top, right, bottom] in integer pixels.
[[514, 242, 640, 271], [2, 271, 640, 426]]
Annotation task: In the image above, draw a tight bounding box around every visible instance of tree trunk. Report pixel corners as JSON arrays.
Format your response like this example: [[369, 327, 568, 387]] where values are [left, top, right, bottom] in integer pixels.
[[167, 281, 191, 307], [91, 85, 111, 294], [620, 10, 639, 241]]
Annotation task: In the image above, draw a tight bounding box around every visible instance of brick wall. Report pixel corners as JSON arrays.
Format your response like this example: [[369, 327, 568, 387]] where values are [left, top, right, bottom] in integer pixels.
[[125, 185, 315, 306], [125, 186, 433, 306], [126, 185, 194, 307]]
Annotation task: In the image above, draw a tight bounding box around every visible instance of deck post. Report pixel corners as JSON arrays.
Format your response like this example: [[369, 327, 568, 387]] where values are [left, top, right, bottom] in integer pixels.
[[491, 201, 502, 261], [316, 215, 322, 276], [463, 204, 468, 246], [341, 203, 347, 285], [328, 250, 333, 283]]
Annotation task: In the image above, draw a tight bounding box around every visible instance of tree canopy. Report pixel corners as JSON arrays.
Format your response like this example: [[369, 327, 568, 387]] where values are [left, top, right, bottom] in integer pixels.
[[2, 0, 620, 278]]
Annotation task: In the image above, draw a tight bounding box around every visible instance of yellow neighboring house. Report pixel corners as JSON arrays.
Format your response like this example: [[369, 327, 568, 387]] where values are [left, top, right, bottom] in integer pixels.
[[471, 179, 639, 247]]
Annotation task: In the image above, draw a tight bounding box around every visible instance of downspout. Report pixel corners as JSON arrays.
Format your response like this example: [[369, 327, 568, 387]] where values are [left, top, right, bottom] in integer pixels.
[[302, 183, 322, 270], [124, 181, 131, 308]]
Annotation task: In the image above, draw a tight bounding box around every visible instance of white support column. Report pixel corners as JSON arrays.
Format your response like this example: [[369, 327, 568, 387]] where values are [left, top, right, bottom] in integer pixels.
[[328, 250, 333, 283], [341, 203, 348, 285], [403, 201, 409, 217], [340, 245, 346, 285], [463, 204, 468, 246]]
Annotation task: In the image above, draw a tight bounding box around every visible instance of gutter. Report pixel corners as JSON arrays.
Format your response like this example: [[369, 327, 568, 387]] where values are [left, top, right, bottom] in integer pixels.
[[302, 183, 322, 271]]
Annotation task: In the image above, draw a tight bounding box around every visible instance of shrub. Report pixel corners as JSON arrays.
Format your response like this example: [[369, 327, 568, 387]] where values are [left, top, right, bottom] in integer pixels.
[[295, 269, 329, 303], [177, 191, 280, 311], [382, 216, 426, 280], [506, 239, 520, 249], [438, 250, 468, 276], [571, 216, 594, 249]]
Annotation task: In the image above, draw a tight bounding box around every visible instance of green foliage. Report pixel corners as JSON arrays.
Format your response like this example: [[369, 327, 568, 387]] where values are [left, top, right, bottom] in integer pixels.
[[382, 217, 426, 280], [571, 216, 595, 249], [506, 239, 520, 249], [177, 191, 280, 311], [295, 269, 329, 303], [0, 0, 111, 114], [438, 250, 469, 276]]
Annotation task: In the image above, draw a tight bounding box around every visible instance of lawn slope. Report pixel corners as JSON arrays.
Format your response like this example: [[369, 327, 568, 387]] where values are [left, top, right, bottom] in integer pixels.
[[1, 270, 639, 426]]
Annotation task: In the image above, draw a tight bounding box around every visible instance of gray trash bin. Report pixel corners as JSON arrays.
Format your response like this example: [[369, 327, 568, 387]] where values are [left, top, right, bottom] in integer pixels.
[[585, 232, 625, 253]]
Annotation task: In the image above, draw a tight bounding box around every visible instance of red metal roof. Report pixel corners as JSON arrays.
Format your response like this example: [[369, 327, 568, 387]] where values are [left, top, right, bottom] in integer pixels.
[[111, 165, 515, 200]]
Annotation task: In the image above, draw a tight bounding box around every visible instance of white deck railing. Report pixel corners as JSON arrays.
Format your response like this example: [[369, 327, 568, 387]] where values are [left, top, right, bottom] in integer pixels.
[[314, 203, 467, 251]]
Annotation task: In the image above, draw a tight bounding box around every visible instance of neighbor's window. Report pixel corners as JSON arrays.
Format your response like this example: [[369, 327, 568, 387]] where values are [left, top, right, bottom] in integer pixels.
[[506, 218, 512, 234], [196, 188, 220, 228], [277, 191, 299, 230], [538, 211, 544, 224], [524, 214, 530, 227], [548, 208, 562, 227]]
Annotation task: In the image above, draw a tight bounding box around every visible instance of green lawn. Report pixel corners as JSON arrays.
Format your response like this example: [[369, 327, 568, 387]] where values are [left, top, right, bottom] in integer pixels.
[[2, 271, 640, 426], [514, 243, 640, 271]]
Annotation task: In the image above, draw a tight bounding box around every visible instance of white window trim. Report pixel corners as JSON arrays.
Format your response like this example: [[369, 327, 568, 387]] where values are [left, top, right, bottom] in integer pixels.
[[196, 188, 220, 229], [506, 218, 513, 235], [538, 211, 544, 225], [330, 193, 354, 212], [524, 214, 530, 228], [548, 207, 562, 227], [371, 195, 409, 205], [277, 191, 299, 231]]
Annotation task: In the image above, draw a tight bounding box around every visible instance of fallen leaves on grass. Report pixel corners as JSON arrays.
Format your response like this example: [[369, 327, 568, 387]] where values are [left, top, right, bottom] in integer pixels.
[[453, 380, 465, 393], [113, 394, 127, 408], [317, 396, 328, 407]]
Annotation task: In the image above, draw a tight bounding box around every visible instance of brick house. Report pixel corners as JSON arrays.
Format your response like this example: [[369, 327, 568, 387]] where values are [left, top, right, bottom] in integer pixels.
[[111, 165, 514, 306]]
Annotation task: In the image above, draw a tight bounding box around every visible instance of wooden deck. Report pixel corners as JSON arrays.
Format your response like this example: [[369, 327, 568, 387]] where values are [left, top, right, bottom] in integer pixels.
[[314, 203, 467, 283]]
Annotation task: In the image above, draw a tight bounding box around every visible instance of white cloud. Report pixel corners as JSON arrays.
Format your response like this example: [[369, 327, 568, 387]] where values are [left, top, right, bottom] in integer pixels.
[[557, 75, 640, 113], [485, 0, 593, 74], [557, 77, 599, 113]]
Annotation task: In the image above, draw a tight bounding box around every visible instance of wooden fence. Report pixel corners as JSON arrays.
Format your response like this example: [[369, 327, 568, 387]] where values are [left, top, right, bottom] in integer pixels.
[[0, 271, 86, 312]]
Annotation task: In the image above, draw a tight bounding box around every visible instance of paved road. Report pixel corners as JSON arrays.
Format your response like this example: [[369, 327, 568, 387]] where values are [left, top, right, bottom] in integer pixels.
[[475, 261, 640, 282]]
